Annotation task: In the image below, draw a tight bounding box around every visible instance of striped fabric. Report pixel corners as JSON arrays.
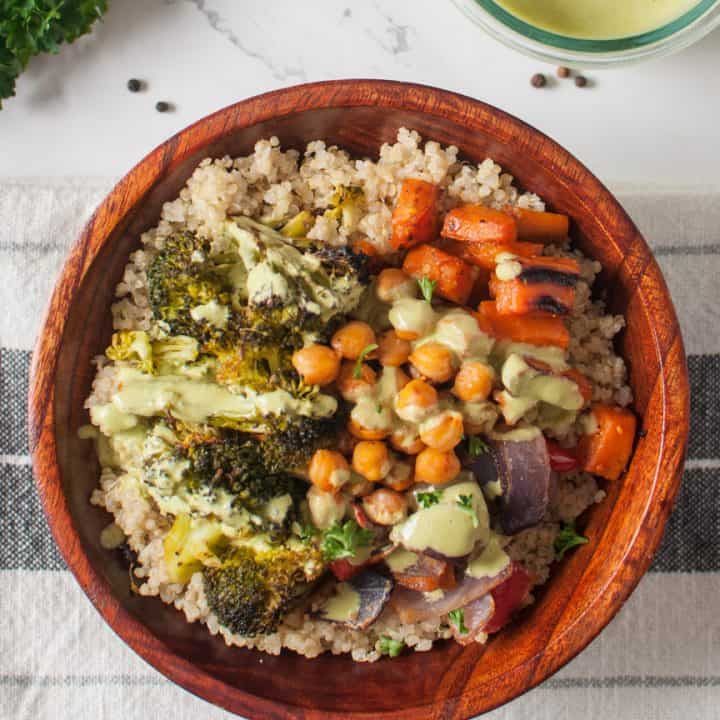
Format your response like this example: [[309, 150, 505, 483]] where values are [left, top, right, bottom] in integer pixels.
[[0, 180, 717, 719]]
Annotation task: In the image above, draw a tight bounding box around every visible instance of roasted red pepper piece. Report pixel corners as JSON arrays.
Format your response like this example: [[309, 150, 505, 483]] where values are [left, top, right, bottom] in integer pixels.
[[545, 439, 579, 473], [485, 564, 532, 634]]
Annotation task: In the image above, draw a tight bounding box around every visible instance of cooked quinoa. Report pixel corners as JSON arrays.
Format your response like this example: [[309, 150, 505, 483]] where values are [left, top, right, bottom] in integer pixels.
[[87, 129, 631, 662]]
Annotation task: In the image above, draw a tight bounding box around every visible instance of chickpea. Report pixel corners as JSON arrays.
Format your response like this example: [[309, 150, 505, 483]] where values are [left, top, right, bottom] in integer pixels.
[[390, 426, 426, 455], [414, 447, 461, 485], [336, 361, 377, 403], [419, 410, 465, 452], [308, 449, 351, 493], [377, 329, 411, 367], [376, 268, 417, 303], [307, 485, 347, 530], [352, 441, 393, 482], [348, 418, 391, 441], [331, 321, 377, 360], [292, 345, 340, 386], [394, 378, 438, 424], [383, 459, 414, 492], [362, 488, 408, 526], [408, 342, 457, 384], [452, 361, 495, 402]]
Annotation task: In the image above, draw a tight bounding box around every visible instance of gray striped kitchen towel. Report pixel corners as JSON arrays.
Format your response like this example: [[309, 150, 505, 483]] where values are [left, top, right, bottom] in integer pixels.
[[0, 178, 717, 720]]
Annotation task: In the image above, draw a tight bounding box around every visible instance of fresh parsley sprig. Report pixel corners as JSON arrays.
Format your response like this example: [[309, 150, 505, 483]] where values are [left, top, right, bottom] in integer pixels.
[[378, 635, 405, 658], [554, 521, 589, 560], [467, 436, 489, 457], [321, 519, 374, 561], [417, 276, 437, 303], [416, 490, 442, 509], [353, 343, 378, 378], [456, 494, 479, 528], [0, 1, 108, 107], [448, 608, 469, 635]]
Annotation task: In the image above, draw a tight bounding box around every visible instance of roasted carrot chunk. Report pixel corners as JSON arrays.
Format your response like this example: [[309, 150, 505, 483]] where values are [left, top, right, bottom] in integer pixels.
[[393, 554, 456, 593], [402, 243, 477, 305], [490, 256, 580, 316], [578, 404, 637, 481], [563, 368, 594, 403], [505, 207, 570, 244], [437, 236, 543, 270], [391, 179, 440, 250], [478, 301, 570, 348], [442, 204, 518, 245]]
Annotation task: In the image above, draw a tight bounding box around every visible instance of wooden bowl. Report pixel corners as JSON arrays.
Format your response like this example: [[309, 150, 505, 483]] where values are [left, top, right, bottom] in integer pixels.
[[29, 80, 689, 719]]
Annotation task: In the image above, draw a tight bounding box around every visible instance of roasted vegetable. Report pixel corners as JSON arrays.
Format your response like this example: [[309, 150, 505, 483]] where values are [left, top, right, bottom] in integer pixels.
[[577, 404, 636, 480], [389, 563, 513, 624], [164, 513, 226, 583], [478, 301, 570, 349], [484, 564, 532, 633], [441, 204, 518, 245], [437, 236, 543, 271], [203, 541, 324, 636], [317, 570, 393, 629], [391, 552, 456, 592], [449, 595, 494, 645], [504, 206, 569, 244], [490, 255, 580, 316], [464, 435, 555, 534], [402, 243, 478, 305], [391, 179, 440, 250], [105, 330, 154, 373]]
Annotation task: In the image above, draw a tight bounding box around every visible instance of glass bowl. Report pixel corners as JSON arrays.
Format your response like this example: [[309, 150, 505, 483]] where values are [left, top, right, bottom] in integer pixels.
[[451, 0, 720, 67]]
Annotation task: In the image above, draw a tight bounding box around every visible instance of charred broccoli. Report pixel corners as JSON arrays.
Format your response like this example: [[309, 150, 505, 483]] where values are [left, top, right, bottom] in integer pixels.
[[203, 542, 324, 636]]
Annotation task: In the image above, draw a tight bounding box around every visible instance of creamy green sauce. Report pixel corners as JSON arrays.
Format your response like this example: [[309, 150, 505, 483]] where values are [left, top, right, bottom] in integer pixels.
[[189, 299, 229, 329], [321, 583, 361, 622], [493, 341, 568, 372], [385, 548, 419, 573], [98, 367, 336, 431], [414, 309, 495, 359], [466, 532, 510, 579], [388, 298, 437, 338], [391, 479, 489, 557], [493, 0, 701, 40], [501, 354, 583, 412], [483, 479, 503, 500]]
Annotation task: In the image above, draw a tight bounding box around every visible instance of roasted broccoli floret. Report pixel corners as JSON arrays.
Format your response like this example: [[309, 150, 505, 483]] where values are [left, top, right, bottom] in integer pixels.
[[203, 542, 324, 636], [147, 232, 234, 343], [106, 330, 154, 373], [181, 434, 307, 527], [324, 185, 365, 232], [260, 414, 344, 473]]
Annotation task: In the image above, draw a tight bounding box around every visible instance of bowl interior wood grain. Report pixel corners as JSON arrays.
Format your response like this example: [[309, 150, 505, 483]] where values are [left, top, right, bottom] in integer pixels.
[[29, 80, 689, 720]]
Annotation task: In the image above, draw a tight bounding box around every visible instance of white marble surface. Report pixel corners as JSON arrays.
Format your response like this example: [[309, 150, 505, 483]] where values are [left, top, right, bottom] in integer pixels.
[[1, 0, 719, 191]]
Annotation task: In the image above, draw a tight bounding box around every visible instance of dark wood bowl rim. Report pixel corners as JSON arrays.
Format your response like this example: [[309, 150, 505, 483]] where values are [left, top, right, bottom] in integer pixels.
[[28, 79, 689, 719]]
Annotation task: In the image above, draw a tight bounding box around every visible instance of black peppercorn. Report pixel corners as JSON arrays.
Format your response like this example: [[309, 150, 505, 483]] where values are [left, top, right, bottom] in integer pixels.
[[155, 101, 171, 113], [575, 75, 588, 87], [126, 78, 142, 92], [557, 66, 571, 79], [530, 73, 547, 88]]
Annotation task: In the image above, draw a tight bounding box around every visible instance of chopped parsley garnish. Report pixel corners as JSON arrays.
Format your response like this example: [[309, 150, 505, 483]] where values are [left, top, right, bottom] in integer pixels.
[[448, 608, 468, 635], [554, 521, 589, 560], [297, 523, 319, 543], [416, 490, 442, 509], [467, 435, 489, 457], [378, 635, 405, 658], [353, 343, 378, 378], [456, 494, 479, 528], [418, 276, 437, 303], [321, 519, 374, 561]]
